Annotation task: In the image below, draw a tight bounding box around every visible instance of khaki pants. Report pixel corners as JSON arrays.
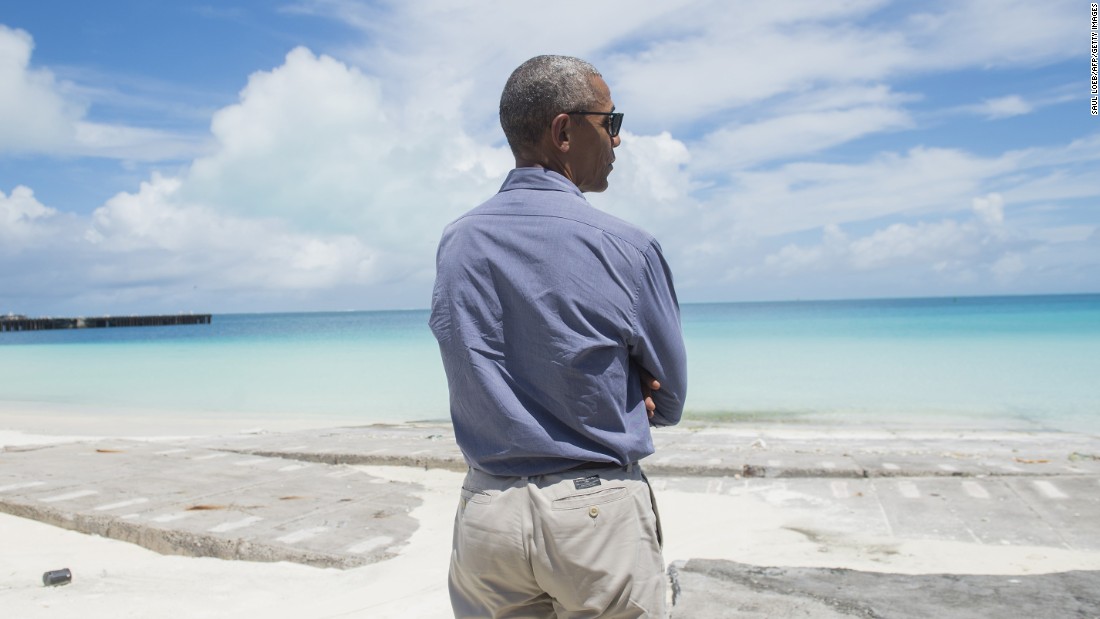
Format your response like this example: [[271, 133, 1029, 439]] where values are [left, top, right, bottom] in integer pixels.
[[449, 464, 667, 619]]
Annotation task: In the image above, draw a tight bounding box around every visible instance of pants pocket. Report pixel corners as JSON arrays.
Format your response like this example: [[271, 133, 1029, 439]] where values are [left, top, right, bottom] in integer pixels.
[[550, 486, 629, 510], [460, 486, 492, 505]]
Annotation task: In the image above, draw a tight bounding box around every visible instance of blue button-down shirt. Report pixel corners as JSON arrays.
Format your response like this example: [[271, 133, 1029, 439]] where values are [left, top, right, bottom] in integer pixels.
[[429, 167, 687, 476]]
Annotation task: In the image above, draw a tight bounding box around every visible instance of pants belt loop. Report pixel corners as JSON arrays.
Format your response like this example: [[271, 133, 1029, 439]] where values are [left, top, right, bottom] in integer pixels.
[[626, 462, 634, 473]]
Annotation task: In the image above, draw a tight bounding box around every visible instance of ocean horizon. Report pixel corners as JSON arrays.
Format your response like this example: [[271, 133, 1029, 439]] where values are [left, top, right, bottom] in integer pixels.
[[1, 293, 1097, 434]]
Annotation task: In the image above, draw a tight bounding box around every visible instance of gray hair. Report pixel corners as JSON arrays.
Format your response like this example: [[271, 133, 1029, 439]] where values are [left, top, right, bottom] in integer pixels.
[[499, 55, 602, 156]]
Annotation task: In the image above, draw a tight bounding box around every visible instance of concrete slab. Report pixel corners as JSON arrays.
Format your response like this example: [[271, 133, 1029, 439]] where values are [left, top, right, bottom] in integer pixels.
[[780, 478, 895, 536], [2, 422, 1100, 616], [187, 423, 1100, 479], [742, 452, 866, 478], [1005, 476, 1100, 550], [872, 476, 1056, 546], [0, 440, 421, 568], [669, 560, 1100, 619]]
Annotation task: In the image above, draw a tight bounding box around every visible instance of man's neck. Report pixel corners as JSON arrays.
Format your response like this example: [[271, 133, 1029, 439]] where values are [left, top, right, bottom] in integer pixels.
[[513, 157, 575, 189]]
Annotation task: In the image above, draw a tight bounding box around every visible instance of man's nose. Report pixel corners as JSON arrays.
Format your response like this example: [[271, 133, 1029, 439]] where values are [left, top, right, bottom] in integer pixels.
[[612, 134, 621, 148]]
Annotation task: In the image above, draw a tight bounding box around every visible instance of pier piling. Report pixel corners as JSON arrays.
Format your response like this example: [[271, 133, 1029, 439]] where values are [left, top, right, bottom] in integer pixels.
[[1, 314, 212, 332]]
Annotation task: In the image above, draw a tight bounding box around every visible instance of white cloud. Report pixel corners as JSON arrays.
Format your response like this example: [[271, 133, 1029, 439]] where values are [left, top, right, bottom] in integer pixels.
[[976, 95, 1033, 119], [948, 89, 1076, 123], [287, 0, 701, 140], [183, 46, 512, 265], [185, 47, 400, 227], [0, 25, 206, 161], [606, 1, 907, 130], [0, 185, 61, 251], [903, 0, 1078, 70], [87, 174, 381, 291], [652, 130, 1100, 298], [759, 204, 1012, 280], [593, 131, 695, 217], [4, 47, 516, 312], [608, 0, 1076, 132], [971, 193, 1004, 225], [696, 104, 913, 171], [0, 173, 388, 313], [0, 25, 81, 153], [990, 252, 1025, 282], [847, 219, 975, 270], [2, 2, 1097, 312], [72, 121, 210, 161], [716, 147, 1009, 238]]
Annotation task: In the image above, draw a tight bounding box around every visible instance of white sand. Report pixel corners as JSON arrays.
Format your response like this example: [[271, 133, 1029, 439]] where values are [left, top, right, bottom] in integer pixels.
[[3, 424, 1100, 618], [658, 488, 1100, 575], [0, 462, 459, 619]]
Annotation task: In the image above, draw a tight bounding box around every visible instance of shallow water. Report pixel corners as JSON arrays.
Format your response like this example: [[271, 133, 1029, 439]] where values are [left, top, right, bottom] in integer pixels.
[[2, 295, 1097, 433]]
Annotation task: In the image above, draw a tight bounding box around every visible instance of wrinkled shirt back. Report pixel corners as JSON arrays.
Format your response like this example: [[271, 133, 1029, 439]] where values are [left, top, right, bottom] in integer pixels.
[[429, 168, 687, 476]]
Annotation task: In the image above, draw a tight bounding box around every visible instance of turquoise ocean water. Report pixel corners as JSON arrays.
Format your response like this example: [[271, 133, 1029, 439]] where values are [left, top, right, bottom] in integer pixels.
[[1, 295, 1097, 433]]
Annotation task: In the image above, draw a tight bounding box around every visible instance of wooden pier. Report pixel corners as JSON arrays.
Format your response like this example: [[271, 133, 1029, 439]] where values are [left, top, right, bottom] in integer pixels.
[[1, 314, 212, 332]]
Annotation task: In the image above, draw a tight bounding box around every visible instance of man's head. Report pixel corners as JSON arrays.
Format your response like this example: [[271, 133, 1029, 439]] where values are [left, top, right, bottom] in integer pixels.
[[500, 55, 622, 192]]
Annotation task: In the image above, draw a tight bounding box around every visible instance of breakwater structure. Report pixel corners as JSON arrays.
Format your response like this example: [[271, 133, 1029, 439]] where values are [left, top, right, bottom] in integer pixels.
[[1, 313, 212, 332]]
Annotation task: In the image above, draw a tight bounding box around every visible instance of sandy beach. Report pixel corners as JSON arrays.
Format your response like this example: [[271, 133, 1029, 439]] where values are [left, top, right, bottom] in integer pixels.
[[2, 414, 1100, 618]]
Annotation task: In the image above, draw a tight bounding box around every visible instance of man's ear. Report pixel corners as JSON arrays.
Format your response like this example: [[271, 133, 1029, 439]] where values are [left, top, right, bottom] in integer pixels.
[[549, 113, 571, 153]]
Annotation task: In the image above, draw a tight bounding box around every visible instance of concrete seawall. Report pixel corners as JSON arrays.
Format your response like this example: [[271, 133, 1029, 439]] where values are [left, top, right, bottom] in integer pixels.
[[2, 423, 1099, 616]]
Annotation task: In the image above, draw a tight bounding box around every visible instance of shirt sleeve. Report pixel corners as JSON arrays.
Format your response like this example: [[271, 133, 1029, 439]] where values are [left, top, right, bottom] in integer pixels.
[[629, 241, 687, 427]]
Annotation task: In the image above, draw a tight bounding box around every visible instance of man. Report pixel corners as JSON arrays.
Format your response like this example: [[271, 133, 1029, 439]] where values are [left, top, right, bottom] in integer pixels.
[[429, 55, 687, 618]]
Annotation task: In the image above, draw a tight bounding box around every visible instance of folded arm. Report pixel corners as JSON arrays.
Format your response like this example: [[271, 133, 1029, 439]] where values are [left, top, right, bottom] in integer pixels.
[[630, 243, 687, 427]]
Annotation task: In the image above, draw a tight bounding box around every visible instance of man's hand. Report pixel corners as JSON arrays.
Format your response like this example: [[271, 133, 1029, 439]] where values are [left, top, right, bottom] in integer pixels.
[[641, 372, 661, 420]]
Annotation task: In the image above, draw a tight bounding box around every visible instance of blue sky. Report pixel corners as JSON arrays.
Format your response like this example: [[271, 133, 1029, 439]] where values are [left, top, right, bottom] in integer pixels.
[[1, 0, 1097, 315]]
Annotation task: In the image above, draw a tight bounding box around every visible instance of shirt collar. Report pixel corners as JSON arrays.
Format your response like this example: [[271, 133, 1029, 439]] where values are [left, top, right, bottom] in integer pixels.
[[499, 167, 584, 198]]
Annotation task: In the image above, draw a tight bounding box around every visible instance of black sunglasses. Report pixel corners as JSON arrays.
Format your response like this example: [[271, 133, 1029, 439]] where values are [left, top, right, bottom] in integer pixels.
[[567, 111, 624, 138]]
